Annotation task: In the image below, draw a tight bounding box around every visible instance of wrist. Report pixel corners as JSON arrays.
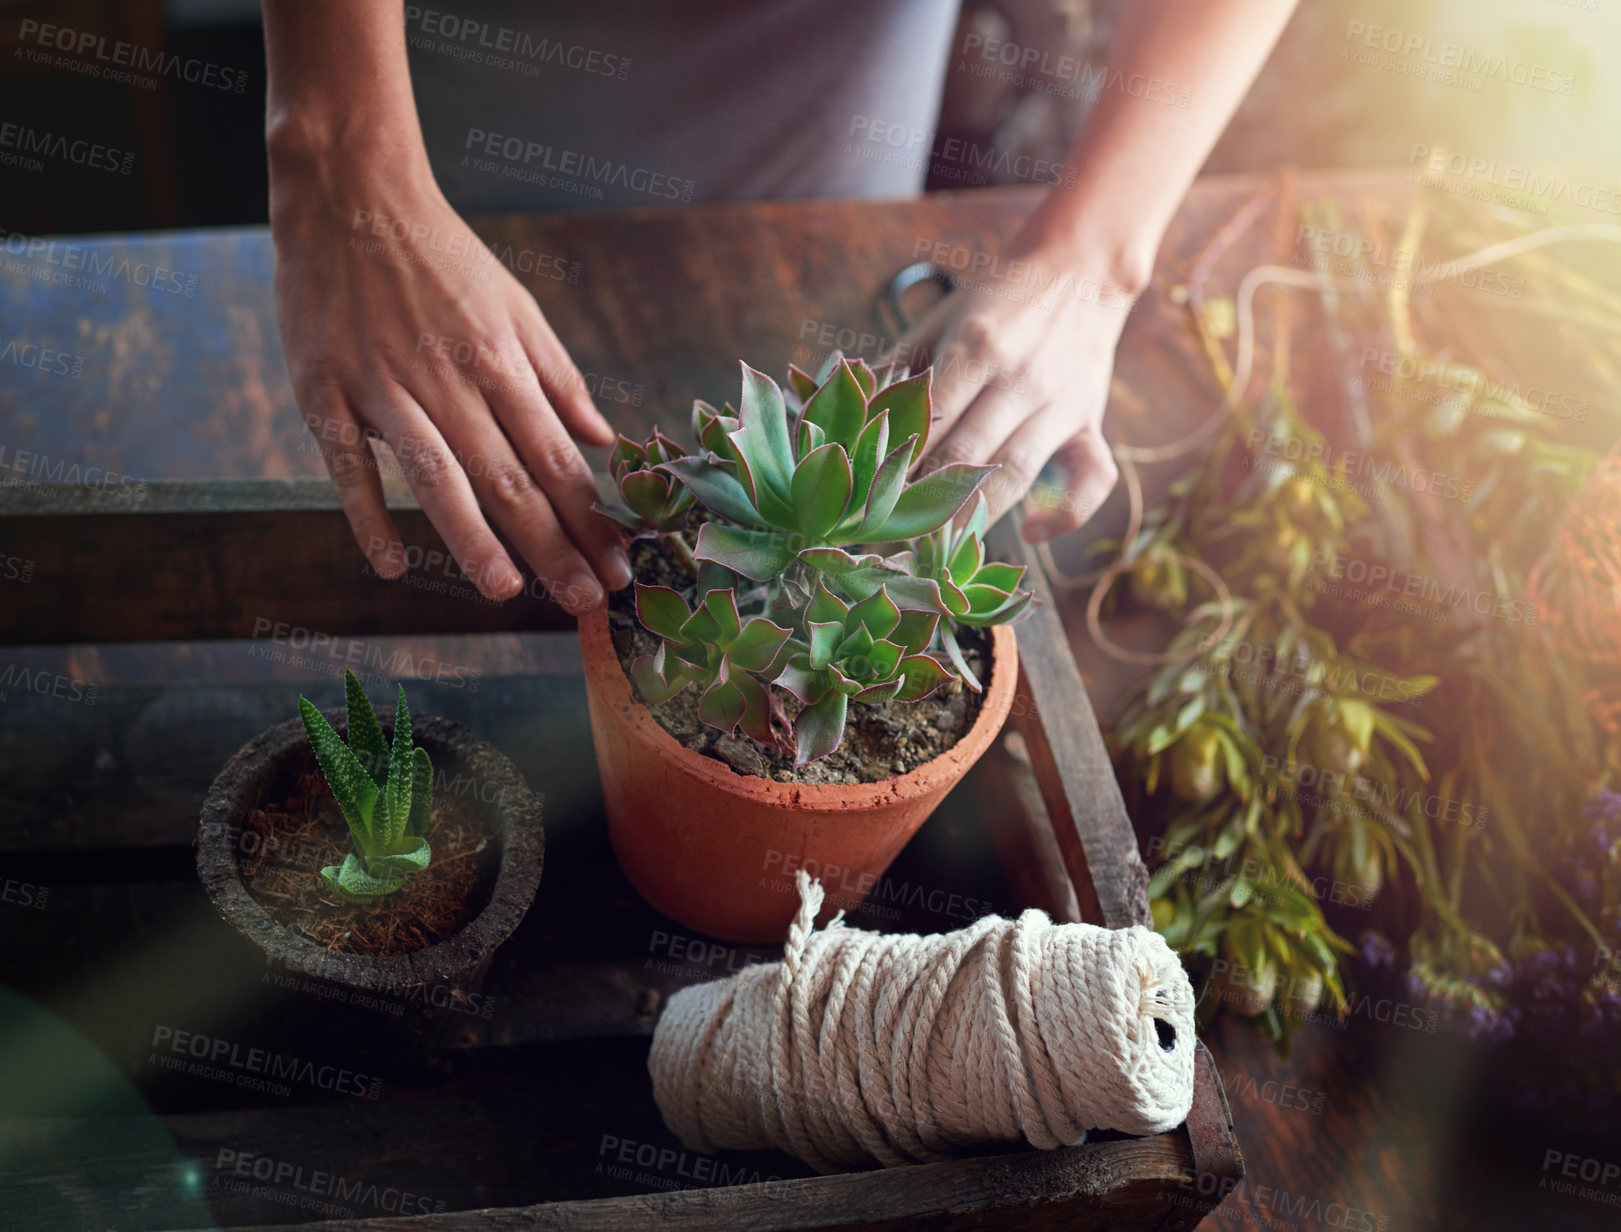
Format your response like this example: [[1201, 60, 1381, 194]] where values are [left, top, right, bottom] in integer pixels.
[[266, 107, 435, 217], [1010, 198, 1159, 304]]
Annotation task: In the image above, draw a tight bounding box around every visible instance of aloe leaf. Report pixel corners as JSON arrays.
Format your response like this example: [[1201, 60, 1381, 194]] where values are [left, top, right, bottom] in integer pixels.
[[939, 623, 982, 693], [367, 836, 431, 881], [344, 669, 390, 788], [866, 463, 996, 540], [658, 457, 766, 528], [801, 360, 867, 449], [794, 690, 849, 765], [895, 653, 954, 702], [408, 745, 434, 839], [385, 685, 414, 849], [851, 434, 916, 539], [866, 371, 932, 464], [728, 617, 793, 672], [298, 696, 379, 845], [324, 852, 407, 904], [789, 443, 854, 540], [692, 523, 798, 581]]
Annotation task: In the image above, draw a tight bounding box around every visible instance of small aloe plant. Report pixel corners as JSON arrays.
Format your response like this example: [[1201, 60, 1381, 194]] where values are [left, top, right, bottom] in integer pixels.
[[593, 353, 1037, 765], [297, 668, 433, 904]]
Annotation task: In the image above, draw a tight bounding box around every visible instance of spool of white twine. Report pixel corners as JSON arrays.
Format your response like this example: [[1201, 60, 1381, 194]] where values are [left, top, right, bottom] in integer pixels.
[[649, 871, 1197, 1173]]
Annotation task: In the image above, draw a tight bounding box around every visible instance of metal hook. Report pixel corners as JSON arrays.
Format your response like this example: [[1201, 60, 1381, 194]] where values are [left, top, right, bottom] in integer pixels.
[[881, 261, 957, 334]]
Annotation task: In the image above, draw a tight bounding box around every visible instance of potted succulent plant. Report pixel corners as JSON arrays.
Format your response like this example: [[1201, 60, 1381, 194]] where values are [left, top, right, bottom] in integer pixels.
[[196, 670, 544, 994], [584, 355, 1029, 942]]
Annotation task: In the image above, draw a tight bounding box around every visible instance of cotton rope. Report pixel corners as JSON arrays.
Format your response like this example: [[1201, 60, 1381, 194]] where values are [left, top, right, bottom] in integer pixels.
[[648, 871, 1197, 1173]]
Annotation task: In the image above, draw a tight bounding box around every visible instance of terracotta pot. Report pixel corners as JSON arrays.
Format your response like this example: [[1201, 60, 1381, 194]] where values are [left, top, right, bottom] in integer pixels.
[[580, 609, 1017, 943], [196, 708, 544, 995]]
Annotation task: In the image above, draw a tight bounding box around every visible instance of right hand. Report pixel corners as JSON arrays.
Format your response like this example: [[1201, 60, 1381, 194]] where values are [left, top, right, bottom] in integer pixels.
[[270, 162, 631, 612]]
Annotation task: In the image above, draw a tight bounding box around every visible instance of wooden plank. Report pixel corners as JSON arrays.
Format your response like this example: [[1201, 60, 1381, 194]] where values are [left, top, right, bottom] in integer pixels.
[[169, 1133, 1199, 1232], [0, 479, 573, 645], [984, 513, 1152, 931]]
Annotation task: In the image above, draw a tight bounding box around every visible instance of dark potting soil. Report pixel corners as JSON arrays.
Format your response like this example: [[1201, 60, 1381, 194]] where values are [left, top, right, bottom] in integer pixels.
[[607, 534, 990, 785], [239, 767, 501, 956]]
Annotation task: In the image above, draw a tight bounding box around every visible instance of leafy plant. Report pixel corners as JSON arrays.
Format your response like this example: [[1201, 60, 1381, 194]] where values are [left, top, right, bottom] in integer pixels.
[[298, 669, 433, 904], [593, 354, 1036, 765]]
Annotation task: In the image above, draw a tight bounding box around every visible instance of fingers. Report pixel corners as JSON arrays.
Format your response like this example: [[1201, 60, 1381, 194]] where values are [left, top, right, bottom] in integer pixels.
[[360, 386, 527, 603], [512, 300, 616, 448], [302, 394, 406, 580], [924, 387, 1029, 474], [481, 362, 633, 598], [921, 311, 1009, 448], [1020, 424, 1120, 542]]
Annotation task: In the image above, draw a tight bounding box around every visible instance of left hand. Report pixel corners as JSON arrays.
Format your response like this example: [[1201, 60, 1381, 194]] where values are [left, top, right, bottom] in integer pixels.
[[895, 236, 1138, 542]]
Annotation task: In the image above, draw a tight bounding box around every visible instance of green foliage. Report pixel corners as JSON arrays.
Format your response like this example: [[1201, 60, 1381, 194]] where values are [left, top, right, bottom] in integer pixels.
[[298, 669, 433, 904], [597, 354, 1037, 763]]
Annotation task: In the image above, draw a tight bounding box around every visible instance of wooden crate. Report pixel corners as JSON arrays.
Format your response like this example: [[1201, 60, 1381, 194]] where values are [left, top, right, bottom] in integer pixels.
[[0, 478, 1241, 1231]]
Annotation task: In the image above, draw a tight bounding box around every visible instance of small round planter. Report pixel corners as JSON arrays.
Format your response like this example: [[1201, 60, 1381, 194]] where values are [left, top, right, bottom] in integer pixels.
[[580, 608, 1018, 943], [196, 708, 543, 995]]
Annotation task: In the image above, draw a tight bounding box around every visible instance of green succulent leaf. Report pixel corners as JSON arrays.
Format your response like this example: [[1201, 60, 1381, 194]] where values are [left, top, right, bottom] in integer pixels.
[[692, 523, 798, 580], [636, 583, 693, 642], [807, 579, 850, 625], [848, 410, 891, 514], [808, 619, 843, 670], [658, 457, 765, 528], [794, 689, 849, 765], [344, 669, 389, 787], [730, 363, 796, 515], [367, 836, 431, 881], [866, 463, 996, 540], [729, 617, 793, 672], [384, 685, 414, 849], [895, 653, 955, 702], [775, 654, 831, 705], [632, 645, 694, 704], [892, 608, 940, 654], [408, 745, 434, 838], [848, 587, 901, 640], [852, 434, 918, 538], [800, 361, 868, 448], [849, 359, 877, 399], [321, 852, 408, 904], [786, 365, 819, 406], [939, 623, 981, 693], [866, 371, 933, 464], [790, 443, 854, 540], [299, 696, 379, 844], [854, 679, 904, 704], [703, 587, 743, 645]]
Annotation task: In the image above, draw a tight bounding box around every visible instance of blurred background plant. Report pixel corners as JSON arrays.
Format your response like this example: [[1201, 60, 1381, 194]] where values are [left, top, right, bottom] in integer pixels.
[[1077, 188, 1621, 1111]]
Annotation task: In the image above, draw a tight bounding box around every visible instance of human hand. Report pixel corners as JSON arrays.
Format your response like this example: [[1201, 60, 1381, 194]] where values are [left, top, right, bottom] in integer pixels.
[[894, 233, 1139, 543], [270, 162, 630, 612]]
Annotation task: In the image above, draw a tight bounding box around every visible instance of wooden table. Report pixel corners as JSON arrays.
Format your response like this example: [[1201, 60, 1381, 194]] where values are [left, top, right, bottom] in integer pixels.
[[3, 173, 1616, 1231]]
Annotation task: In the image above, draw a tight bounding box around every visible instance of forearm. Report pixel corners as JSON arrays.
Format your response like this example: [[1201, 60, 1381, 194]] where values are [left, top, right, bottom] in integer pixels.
[[261, 0, 430, 205], [1025, 0, 1300, 293]]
